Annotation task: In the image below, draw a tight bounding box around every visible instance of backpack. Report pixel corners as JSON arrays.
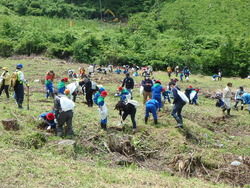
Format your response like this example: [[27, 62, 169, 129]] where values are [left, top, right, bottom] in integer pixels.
[[60, 96, 75, 112], [10, 71, 19, 87], [177, 90, 189, 103], [91, 81, 97, 90]]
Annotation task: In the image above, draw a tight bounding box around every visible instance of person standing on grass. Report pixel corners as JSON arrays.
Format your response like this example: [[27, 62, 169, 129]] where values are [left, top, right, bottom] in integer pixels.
[[53, 91, 75, 138], [88, 64, 94, 76], [166, 65, 172, 78], [57, 77, 68, 94], [223, 82, 233, 116], [141, 74, 153, 104], [45, 75, 54, 99], [93, 87, 105, 105], [152, 80, 163, 110], [98, 91, 108, 130], [242, 93, 250, 114], [0, 67, 10, 99], [14, 64, 29, 109], [145, 98, 159, 125], [234, 86, 245, 110], [46, 70, 55, 82], [122, 73, 134, 99], [174, 66, 179, 77], [218, 69, 222, 81], [169, 82, 186, 128]]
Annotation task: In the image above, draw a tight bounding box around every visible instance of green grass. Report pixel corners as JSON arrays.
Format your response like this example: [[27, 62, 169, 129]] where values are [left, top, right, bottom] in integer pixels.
[[0, 57, 249, 187]]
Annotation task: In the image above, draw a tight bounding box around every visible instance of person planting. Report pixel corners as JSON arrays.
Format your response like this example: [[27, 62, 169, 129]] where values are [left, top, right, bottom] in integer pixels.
[[145, 98, 160, 125], [98, 90, 108, 130]]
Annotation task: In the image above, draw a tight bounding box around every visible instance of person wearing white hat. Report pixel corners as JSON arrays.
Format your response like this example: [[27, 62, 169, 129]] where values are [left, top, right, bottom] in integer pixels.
[[0, 67, 10, 99]]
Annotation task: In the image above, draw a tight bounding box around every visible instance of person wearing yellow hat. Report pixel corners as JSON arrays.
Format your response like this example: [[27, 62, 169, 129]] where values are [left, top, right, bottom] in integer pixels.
[[0, 67, 10, 99]]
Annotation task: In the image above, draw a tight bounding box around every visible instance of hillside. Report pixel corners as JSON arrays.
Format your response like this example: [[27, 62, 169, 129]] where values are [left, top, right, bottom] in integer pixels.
[[0, 57, 249, 187], [0, 0, 249, 77]]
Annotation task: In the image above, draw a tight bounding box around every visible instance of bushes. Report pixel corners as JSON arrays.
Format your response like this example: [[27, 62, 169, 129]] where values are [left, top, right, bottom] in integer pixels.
[[0, 39, 13, 57]]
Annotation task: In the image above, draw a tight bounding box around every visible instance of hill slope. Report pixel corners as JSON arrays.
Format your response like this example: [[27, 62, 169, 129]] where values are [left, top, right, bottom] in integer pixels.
[[0, 57, 249, 187]]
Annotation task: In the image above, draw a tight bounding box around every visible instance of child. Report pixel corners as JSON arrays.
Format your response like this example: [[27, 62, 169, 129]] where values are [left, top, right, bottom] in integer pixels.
[[58, 77, 68, 94], [39, 111, 56, 130], [93, 87, 105, 105], [116, 87, 131, 101], [152, 80, 163, 110], [145, 98, 159, 124], [179, 71, 183, 81], [98, 91, 108, 130], [45, 76, 54, 99], [190, 89, 199, 105], [215, 92, 227, 112]]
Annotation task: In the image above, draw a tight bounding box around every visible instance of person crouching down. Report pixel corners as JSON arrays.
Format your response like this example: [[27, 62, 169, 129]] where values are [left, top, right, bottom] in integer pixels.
[[53, 91, 75, 138], [114, 100, 139, 131], [98, 91, 108, 130], [39, 111, 56, 130], [145, 98, 159, 125]]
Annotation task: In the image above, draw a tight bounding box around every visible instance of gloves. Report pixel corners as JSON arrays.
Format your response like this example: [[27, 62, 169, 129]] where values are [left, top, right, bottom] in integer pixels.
[[170, 104, 174, 107], [114, 94, 119, 96], [26, 84, 30, 87], [47, 126, 51, 130], [54, 119, 58, 123]]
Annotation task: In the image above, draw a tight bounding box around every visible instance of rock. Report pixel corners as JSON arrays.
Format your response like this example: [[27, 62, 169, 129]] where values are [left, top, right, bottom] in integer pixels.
[[230, 161, 241, 166], [58, 139, 76, 146]]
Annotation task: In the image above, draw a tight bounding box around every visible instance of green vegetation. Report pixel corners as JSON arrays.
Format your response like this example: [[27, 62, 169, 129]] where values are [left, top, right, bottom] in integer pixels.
[[0, 0, 249, 77], [0, 58, 249, 187]]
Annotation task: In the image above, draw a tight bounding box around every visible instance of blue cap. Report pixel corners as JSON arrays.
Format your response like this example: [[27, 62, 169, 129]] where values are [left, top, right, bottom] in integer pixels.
[[99, 87, 105, 92], [16, 64, 24, 68]]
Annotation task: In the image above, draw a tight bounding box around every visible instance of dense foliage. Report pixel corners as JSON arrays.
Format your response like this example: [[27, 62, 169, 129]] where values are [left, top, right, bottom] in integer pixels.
[[0, 0, 249, 77]]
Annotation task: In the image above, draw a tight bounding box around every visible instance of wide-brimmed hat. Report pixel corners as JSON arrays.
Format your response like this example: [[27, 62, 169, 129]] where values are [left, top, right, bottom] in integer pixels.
[[2, 67, 8, 71]]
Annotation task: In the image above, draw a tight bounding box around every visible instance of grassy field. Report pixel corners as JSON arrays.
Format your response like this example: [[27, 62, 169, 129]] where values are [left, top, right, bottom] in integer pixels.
[[0, 57, 249, 187]]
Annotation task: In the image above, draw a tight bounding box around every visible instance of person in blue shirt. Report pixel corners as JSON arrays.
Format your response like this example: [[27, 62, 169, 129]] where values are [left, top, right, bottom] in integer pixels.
[[212, 75, 218, 81], [152, 80, 163, 110], [162, 89, 171, 104], [242, 93, 250, 114], [58, 77, 68, 94], [39, 111, 56, 130], [234, 86, 245, 110], [179, 71, 184, 81], [98, 91, 108, 130], [93, 87, 105, 105], [116, 87, 131, 101], [45, 75, 54, 99], [145, 98, 160, 124]]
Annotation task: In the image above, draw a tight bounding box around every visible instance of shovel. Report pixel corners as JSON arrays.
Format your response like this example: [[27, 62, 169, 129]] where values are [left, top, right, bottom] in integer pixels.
[[27, 85, 30, 110]]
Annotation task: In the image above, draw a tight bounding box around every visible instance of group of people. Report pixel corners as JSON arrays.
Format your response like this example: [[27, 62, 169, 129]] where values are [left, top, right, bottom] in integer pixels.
[[0, 64, 29, 109], [215, 83, 250, 115], [1, 63, 249, 139], [166, 65, 191, 81]]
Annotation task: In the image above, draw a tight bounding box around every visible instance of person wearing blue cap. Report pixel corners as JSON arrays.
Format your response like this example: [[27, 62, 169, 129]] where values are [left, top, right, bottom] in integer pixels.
[[14, 64, 29, 109], [93, 87, 105, 105]]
